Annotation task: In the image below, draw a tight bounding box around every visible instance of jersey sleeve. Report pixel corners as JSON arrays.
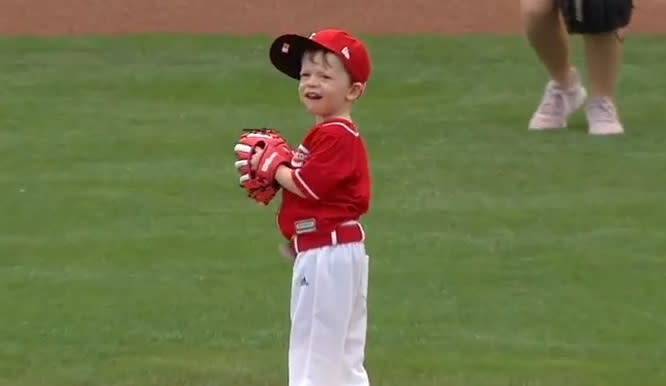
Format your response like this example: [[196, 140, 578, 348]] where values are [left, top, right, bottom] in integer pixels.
[[292, 128, 356, 201]]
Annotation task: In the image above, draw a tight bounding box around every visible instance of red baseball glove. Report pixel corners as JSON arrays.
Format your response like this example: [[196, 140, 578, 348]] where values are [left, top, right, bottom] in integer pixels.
[[234, 128, 293, 205]]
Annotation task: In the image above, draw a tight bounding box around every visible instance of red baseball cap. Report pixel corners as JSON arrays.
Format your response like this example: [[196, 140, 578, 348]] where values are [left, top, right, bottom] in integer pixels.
[[269, 28, 372, 84]]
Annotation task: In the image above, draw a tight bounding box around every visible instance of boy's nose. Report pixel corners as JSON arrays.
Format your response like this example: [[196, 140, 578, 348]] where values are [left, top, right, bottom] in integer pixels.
[[304, 76, 319, 86]]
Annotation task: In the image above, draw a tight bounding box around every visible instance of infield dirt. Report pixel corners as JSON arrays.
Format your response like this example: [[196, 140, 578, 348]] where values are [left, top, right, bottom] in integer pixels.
[[1, 0, 664, 36]]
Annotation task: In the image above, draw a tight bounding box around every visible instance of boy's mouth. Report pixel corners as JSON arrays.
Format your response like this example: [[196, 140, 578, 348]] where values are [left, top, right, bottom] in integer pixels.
[[305, 92, 322, 100]]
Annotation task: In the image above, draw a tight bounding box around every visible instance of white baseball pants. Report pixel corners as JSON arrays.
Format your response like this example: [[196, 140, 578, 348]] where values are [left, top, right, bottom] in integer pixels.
[[288, 242, 370, 386]]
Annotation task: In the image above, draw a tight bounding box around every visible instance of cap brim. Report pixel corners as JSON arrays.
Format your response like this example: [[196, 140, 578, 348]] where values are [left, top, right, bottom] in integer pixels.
[[269, 34, 327, 80]]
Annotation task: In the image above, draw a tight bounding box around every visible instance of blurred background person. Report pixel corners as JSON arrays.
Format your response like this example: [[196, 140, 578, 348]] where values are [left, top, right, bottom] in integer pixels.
[[522, 0, 633, 135]]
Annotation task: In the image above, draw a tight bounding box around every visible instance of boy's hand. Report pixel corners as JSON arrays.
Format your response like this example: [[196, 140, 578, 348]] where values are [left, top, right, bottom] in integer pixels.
[[278, 243, 296, 261]]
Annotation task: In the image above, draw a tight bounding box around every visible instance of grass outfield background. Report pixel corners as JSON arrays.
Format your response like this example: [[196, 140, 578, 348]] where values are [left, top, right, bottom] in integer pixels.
[[1, 34, 666, 385]]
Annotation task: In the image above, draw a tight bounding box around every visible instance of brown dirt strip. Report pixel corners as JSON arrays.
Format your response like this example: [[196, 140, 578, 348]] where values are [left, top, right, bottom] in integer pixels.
[[0, 0, 664, 36]]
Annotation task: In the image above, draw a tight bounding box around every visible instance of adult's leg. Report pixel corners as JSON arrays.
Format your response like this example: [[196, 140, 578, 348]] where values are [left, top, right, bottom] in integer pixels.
[[522, 0, 587, 130], [521, 0, 574, 86], [583, 32, 625, 135]]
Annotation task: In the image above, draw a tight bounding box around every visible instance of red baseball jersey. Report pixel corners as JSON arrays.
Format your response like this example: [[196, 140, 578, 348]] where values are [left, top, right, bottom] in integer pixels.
[[277, 118, 372, 240]]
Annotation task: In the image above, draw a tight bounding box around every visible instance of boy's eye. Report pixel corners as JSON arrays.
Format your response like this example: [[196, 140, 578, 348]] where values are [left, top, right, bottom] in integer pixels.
[[300, 72, 310, 78], [322, 75, 332, 80]]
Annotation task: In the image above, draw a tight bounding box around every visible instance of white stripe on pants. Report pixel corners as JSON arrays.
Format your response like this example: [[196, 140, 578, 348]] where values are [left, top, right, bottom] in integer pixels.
[[288, 242, 370, 386]]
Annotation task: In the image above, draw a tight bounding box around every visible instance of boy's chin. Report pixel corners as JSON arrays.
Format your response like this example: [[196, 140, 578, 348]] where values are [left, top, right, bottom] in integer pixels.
[[302, 104, 329, 117]]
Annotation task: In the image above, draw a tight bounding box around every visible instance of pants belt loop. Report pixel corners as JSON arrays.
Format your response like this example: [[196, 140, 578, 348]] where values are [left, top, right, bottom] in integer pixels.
[[292, 235, 300, 254], [358, 223, 366, 242]]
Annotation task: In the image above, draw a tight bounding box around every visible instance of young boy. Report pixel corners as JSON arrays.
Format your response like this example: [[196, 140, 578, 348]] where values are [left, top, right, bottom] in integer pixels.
[[250, 29, 374, 386]]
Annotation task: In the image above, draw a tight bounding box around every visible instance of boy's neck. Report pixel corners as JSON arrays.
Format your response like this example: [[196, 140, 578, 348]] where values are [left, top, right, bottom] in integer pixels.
[[315, 112, 353, 124]]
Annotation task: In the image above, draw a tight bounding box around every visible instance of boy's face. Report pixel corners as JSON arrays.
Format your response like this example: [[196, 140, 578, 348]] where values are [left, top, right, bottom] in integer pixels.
[[298, 50, 364, 120]]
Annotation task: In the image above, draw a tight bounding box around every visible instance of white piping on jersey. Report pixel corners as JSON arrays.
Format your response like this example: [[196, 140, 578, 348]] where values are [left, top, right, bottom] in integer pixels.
[[297, 144, 310, 154], [321, 121, 359, 137], [294, 169, 320, 200]]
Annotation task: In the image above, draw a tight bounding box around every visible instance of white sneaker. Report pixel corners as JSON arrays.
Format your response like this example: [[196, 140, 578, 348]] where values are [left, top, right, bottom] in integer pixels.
[[528, 71, 587, 130], [586, 97, 624, 135]]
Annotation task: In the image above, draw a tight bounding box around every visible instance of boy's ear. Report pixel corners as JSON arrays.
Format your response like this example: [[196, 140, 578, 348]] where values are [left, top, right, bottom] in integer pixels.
[[347, 82, 366, 101]]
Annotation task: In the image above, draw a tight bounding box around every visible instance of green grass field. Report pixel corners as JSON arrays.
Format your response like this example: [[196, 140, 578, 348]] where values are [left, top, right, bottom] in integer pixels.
[[1, 34, 665, 386]]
